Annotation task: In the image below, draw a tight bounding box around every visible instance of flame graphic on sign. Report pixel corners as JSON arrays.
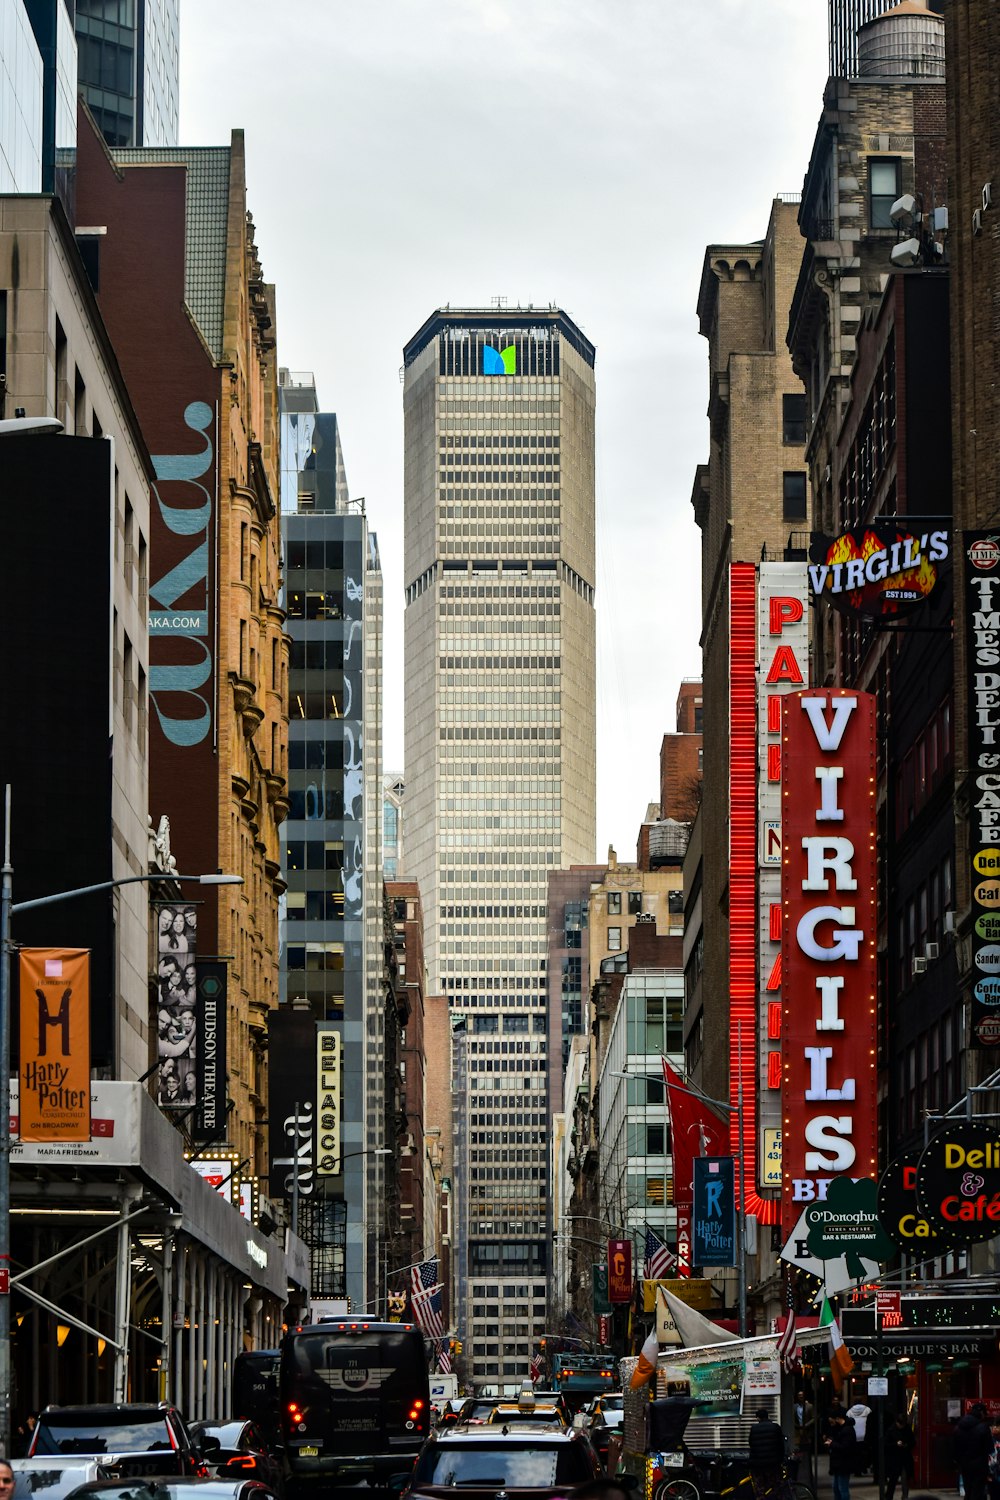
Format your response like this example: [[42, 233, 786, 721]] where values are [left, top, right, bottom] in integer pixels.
[[818, 528, 938, 617]]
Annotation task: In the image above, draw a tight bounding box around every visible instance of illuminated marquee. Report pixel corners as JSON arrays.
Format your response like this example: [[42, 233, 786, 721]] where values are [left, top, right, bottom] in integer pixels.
[[781, 689, 878, 1236], [756, 565, 809, 1196], [315, 1024, 342, 1176]]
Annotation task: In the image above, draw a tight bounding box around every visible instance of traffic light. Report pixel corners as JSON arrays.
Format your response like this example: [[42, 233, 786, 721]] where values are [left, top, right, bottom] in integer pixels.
[[540, 1339, 546, 1349], [449, 1339, 456, 1352], [454, 1340, 463, 1354]]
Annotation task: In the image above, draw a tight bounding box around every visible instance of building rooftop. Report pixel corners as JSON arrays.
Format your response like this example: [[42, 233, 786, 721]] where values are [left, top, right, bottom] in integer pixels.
[[403, 304, 596, 368]]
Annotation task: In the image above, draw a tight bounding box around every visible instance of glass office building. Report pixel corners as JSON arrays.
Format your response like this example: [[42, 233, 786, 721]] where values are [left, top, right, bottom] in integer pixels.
[[278, 371, 384, 1312], [402, 307, 597, 1380], [76, 0, 179, 147]]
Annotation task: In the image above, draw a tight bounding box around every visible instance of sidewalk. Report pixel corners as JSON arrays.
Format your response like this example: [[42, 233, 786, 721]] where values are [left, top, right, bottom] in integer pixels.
[[810, 1470, 960, 1500]]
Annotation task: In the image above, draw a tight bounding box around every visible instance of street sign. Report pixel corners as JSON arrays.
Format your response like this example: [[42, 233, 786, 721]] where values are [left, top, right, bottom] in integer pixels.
[[876, 1291, 901, 1322], [0, 1268, 8, 1296], [868, 1377, 889, 1397]]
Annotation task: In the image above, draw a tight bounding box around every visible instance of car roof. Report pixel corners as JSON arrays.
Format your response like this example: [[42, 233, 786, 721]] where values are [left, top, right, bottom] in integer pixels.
[[61, 1484, 271, 1497], [12, 1460, 105, 1470], [39, 1407, 173, 1419], [432, 1426, 580, 1443]]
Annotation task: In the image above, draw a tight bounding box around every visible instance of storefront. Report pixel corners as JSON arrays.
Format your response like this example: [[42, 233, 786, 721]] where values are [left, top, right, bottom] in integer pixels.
[[842, 1301, 1000, 1488], [9, 1081, 307, 1421]]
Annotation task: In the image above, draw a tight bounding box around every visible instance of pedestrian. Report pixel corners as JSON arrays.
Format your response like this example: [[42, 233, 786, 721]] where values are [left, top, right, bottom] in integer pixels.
[[954, 1403, 993, 1500], [0, 1462, 14, 1493], [884, 1411, 915, 1500], [824, 1396, 847, 1440], [825, 1410, 857, 1500], [847, 1399, 872, 1474], [987, 1421, 1000, 1500], [748, 1407, 791, 1500]]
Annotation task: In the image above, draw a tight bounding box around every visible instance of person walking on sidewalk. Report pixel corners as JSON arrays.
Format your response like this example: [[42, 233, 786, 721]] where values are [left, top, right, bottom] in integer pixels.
[[884, 1411, 915, 1500], [748, 1408, 791, 1500], [825, 1410, 857, 1500], [954, 1403, 993, 1500]]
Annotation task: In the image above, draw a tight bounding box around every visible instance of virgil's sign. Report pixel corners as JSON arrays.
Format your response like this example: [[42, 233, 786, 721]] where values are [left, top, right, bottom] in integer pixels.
[[809, 524, 948, 619], [693, 1156, 736, 1266]]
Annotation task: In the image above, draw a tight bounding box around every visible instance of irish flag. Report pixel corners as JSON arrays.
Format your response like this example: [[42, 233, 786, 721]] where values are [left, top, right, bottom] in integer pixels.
[[820, 1297, 854, 1388], [630, 1329, 659, 1390]]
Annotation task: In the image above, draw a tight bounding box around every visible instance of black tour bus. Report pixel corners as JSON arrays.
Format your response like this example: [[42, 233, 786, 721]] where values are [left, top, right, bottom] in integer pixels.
[[233, 1348, 281, 1446], [280, 1317, 431, 1488]]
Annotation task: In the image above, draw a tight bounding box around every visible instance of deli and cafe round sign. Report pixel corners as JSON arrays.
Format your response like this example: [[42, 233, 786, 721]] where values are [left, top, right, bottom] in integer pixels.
[[877, 1149, 955, 1253], [915, 1121, 1000, 1243]]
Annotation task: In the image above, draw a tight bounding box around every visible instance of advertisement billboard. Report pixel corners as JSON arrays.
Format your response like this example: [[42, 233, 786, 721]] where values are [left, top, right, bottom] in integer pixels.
[[156, 903, 198, 1108], [692, 1157, 737, 1267], [729, 564, 760, 1230], [18, 949, 91, 1141], [607, 1238, 633, 1303], [267, 1005, 316, 1203], [964, 532, 1000, 1047], [315, 1024, 342, 1176], [781, 690, 878, 1235], [194, 960, 227, 1140]]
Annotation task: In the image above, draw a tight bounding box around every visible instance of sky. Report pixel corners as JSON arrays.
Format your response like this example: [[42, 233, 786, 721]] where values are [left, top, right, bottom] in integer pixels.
[[179, 0, 829, 857]]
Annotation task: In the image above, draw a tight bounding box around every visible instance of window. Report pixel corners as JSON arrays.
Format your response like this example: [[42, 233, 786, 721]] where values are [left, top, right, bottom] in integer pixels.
[[782, 393, 807, 445], [607, 927, 622, 952], [647, 1123, 665, 1154], [628, 892, 643, 915], [607, 892, 621, 915], [783, 472, 807, 520], [870, 158, 902, 229]]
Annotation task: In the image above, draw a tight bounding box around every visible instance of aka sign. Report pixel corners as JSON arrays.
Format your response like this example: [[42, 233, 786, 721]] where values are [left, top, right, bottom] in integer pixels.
[[781, 691, 878, 1236]]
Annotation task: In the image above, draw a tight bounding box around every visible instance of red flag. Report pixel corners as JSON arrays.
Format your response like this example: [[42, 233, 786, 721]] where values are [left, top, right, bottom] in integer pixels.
[[662, 1060, 728, 1275]]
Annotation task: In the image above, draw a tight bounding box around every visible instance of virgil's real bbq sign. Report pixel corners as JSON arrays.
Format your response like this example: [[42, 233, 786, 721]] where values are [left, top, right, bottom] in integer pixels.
[[781, 691, 878, 1236], [965, 533, 1000, 1048], [809, 524, 949, 619]]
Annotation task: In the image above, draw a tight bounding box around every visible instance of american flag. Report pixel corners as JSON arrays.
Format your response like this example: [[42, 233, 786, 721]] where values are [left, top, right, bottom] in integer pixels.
[[644, 1226, 676, 1281], [438, 1340, 452, 1374], [529, 1350, 544, 1384], [776, 1303, 799, 1373], [411, 1258, 445, 1340]]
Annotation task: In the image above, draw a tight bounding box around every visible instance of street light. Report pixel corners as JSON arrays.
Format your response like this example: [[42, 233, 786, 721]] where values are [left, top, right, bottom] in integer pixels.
[[0, 781, 243, 1455], [607, 1062, 746, 1336]]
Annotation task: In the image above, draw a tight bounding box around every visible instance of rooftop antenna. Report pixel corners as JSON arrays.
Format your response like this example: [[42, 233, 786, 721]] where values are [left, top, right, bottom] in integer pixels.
[[491, 295, 508, 309]]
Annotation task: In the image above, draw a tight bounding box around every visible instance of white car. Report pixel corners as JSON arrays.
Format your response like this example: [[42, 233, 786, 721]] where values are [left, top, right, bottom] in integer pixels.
[[12, 1457, 116, 1500]]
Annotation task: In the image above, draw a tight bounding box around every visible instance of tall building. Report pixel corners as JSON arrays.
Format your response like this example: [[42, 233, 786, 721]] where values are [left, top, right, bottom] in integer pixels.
[[75, 0, 179, 147], [402, 305, 597, 1382], [76, 113, 289, 1180], [276, 370, 386, 1314], [0, 0, 76, 205], [383, 773, 404, 880]]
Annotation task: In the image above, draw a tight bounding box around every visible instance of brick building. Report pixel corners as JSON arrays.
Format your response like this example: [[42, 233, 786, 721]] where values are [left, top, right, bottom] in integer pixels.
[[658, 678, 702, 825], [76, 109, 289, 1175]]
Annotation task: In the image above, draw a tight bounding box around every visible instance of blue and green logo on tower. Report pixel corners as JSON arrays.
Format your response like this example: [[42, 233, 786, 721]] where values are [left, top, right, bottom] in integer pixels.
[[483, 344, 517, 375]]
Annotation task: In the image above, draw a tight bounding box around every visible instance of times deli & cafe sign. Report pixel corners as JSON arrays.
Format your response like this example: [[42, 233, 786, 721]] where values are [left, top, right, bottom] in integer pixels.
[[965, 532, 1000, 1048], [781, 690, 878, 1234], [915, 1120, 1000, 1242]]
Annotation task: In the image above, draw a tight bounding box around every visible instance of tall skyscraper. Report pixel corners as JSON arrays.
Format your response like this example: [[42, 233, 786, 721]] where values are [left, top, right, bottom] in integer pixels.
[[277, 370, 385, 1314], [402, 306, 596, 1382], [76, 0, 179, 147]]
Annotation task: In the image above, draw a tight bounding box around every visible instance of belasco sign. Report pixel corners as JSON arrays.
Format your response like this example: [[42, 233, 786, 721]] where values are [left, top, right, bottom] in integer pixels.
[[965, 532, 1000, 1047], [915, 1120, 1000, 1243]]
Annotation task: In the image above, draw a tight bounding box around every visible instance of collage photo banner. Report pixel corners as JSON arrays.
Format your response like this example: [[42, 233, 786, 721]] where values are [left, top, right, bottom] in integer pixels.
[[156, 903, 198, 1107]]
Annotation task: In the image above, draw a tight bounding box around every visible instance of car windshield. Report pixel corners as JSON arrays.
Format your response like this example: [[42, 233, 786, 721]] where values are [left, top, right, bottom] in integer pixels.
[[12, 1469, 99, 1500], [415, 1442, 590, 1487], [32, 1419, 173, 1456]]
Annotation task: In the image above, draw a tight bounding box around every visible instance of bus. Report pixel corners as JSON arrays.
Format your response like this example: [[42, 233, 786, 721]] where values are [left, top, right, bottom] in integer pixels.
[[280, 1317, 431, 1489], [232, 1348, 281, 1446], [551, 1351, 616, 1410]]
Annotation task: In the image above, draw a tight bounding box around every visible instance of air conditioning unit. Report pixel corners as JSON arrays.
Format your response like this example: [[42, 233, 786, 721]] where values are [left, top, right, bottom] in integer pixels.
[[912, 956, 928, 976], [925, 942, 940, 961], [943, 910, 957, 935], [974, 208, 983, 236]]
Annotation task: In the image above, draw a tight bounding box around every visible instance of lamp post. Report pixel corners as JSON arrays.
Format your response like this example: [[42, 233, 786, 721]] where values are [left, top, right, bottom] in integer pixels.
[[608, 1063, 745, 1335], [0, 782, 242, 1454]]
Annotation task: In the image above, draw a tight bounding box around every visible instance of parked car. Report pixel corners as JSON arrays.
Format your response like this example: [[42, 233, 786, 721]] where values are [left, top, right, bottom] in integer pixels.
[[403, 1423, 602, 1500], [587, 1407, 624, 1471], [189, 1424, 281, 1493], [29, 1406, 205, 1479], [436, 1400, 475, 1429], [11, 1458, 115, 1500], [62, 1482, 278, 1500]]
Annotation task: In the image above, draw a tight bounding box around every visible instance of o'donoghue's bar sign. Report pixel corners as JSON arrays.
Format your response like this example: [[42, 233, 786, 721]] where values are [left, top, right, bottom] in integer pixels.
[[965, 532, 1000, 1048]]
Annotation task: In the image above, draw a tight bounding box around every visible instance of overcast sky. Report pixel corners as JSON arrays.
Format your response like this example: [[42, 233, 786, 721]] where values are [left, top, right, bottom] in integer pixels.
[[179, 0, 829, 858]]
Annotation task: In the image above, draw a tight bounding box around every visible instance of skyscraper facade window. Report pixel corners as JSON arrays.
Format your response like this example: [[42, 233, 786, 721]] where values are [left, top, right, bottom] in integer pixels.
[[278, 371, 385, 1312], [76, 0, 179, 147], [403, 306, 596, 1380]]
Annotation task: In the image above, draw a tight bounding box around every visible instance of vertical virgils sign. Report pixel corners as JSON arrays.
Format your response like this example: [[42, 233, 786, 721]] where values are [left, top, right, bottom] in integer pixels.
[[781, 691, 878, 1236], [965, 533, 1000, 1048], [315, 1024, 342, 1176], [19, 949, 91, 1141]]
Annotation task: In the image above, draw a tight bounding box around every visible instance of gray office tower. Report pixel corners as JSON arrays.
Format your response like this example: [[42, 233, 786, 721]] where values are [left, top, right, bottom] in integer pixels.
[[75, 0, 179, 147], [402, 308, 597, 1382], [277, 370, 384, 1314]]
